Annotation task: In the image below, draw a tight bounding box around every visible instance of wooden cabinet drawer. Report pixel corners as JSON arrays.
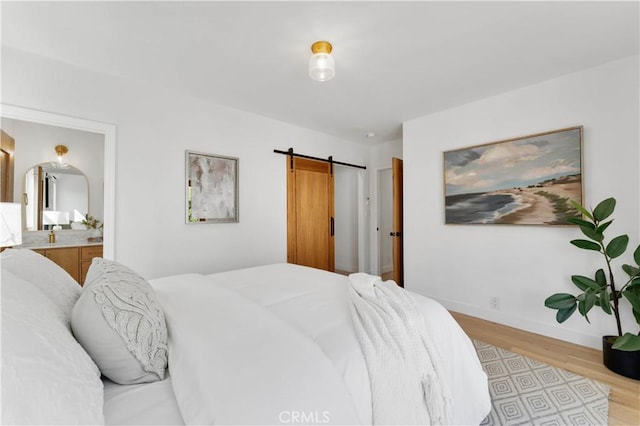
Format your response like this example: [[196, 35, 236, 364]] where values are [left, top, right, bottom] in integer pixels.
[[80, 245, 103, 285], [81, 245, 103, 260], [45, 247, 80, 283], [80, 260, 92, 285], [28, 244, 103, 286]]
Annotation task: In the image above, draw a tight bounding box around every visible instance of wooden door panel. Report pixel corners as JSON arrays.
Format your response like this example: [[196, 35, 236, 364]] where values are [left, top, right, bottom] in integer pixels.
[[1, 129, 15, 202], [287, 157, 335, 271], [295, 169, 330, 269], [392, 157, 403, 286]]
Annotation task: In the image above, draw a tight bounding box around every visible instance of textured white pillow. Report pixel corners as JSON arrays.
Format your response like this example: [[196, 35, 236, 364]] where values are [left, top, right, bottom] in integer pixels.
[[72, 258, 168, 384], [1, 270, 104, 425], [0, 248, 81, 325]]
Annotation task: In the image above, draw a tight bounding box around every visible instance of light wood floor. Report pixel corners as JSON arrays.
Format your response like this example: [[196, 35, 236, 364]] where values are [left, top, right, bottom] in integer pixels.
[[334, 270, 394, 281], [451, 312, 640, 426]]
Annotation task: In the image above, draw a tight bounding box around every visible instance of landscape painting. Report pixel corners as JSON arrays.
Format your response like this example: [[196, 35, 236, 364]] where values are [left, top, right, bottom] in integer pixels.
[[444, 127, 583, 225], [186, 151, 238, 223]]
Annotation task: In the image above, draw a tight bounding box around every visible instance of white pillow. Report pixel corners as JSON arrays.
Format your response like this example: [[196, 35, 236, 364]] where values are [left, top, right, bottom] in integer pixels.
[[0, 248, 81, 325], [72, 258, 168, 384], [1, 270, 104, 425]]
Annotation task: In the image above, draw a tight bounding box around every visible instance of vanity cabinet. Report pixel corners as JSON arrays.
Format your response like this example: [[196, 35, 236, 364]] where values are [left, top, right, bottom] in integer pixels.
[[33, 245, 103, 285], [80, 245, 103, 283]]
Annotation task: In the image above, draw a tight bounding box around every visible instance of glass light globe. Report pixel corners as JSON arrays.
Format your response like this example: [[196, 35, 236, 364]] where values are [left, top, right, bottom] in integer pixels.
[[309, 52, 335, 82]]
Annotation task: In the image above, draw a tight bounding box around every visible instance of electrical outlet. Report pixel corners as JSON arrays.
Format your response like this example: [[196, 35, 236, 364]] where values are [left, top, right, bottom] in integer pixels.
[[490, 296, 500, 310]]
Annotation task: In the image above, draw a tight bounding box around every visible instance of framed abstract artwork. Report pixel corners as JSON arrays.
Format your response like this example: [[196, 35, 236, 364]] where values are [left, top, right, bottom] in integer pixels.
[[443, 126, 583, 225], [186, 151, 239, 223]]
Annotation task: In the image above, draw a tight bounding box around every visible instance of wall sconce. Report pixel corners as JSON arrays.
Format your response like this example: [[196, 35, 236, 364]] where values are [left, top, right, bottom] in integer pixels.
[[55, 144, 68, 163], [0, 202, 22, 247], [309, 41, 335, 82]]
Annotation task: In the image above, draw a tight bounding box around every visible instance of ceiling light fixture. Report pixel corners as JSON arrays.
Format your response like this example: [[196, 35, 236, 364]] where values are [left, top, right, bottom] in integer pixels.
[[309, 41, 335, 82], [55, 145, 68, 163]]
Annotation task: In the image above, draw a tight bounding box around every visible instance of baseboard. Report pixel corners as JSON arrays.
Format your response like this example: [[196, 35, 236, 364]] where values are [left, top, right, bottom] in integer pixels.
[[335, 263, 357, 274], [434, 297, 602, 350]]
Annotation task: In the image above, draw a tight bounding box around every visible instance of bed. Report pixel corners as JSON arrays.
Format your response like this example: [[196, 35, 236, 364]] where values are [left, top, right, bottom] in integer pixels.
[[1, 248, 490, 425]]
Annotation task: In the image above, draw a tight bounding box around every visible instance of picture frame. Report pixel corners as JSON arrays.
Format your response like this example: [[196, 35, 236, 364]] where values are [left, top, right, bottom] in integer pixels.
[[443, 126, 583, 225], [185, 150, 239, 223]]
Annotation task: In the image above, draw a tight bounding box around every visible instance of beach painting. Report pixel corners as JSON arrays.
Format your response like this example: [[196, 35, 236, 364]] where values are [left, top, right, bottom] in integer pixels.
[[444, 127, 583, 225], [186, 151, 238, 223]]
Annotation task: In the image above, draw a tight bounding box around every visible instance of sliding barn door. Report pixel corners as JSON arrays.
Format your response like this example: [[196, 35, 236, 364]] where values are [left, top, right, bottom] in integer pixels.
[[287, 157, 335, 271]]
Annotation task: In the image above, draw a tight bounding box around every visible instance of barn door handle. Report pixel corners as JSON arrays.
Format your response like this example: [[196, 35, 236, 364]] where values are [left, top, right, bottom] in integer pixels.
[[331, 217, 335, 236]]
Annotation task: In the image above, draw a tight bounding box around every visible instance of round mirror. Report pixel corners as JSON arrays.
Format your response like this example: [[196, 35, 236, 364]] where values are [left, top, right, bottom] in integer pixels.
[[24, 162, 89, 231]]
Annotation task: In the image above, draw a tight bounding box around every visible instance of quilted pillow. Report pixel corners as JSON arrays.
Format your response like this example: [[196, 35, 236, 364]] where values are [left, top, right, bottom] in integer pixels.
[[1, 270, 104, 425], [71, 258, 168, 384], [0, 248, 81, 326]]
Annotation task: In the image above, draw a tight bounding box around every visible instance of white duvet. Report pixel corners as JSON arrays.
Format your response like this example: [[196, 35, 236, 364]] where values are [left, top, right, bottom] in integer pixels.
[[151, 263, 490, 425]]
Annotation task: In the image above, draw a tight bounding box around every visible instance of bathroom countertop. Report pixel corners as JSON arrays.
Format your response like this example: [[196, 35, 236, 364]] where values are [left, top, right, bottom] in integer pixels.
[[16, 241, 103, 250]]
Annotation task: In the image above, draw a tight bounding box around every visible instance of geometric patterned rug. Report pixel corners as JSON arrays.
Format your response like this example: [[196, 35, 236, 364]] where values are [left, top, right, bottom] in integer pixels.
[[473, 340, 610, 425]]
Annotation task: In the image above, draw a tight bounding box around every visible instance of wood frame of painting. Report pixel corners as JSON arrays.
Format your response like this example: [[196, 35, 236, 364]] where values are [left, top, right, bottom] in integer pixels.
[[443, 126, 583, 226], [185, 150, 239, 224]]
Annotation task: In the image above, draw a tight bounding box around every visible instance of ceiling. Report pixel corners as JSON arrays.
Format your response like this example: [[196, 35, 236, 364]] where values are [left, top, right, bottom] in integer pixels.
[[2, 1, 638, 144]]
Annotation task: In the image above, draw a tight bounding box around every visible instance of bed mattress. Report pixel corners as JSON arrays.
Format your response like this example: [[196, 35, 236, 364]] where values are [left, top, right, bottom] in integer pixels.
[[105, 263, 489, 425]]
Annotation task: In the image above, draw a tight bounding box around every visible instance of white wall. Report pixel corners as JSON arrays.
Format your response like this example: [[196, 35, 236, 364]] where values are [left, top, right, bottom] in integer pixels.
[[403, 55, 640, 349], [2, 117, 104, 225], [2, 47, 369, 278]]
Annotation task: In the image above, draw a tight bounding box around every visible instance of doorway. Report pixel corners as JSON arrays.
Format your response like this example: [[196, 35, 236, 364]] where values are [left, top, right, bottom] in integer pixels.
[[376, 157, 403, 286], [334, 167, 359, 275], [0, 105, 116, 259], [377, 168, 393, 281], [286, 156, 364, 275]]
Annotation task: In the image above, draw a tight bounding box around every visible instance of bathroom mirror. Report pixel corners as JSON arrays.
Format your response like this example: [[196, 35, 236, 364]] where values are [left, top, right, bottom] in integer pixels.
[[24, 162, 89, 231]]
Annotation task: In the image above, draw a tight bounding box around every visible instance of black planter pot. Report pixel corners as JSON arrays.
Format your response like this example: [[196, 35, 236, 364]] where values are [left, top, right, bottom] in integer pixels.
[[602, 336, 640, 380]]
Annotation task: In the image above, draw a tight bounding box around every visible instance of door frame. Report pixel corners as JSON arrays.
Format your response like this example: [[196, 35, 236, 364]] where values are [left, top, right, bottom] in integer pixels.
[[1, 104, 117, 259]]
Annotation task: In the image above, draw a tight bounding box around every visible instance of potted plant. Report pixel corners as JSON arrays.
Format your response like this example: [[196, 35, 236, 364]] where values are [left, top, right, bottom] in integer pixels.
[[82, 214, 103, 230], [544, 197, 640, 380]]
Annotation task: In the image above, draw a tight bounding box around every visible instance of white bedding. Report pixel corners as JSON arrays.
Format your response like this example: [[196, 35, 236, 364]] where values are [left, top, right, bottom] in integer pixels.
[[152, 273, 362, 425], [148, 263, 490, 425], [103, 374, 183, 425], [349, 273, 453, 425], [4, 251, 490, 425]]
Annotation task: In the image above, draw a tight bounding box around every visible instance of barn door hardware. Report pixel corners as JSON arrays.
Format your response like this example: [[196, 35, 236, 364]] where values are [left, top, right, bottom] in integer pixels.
[[274, 148, 366, 171]]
